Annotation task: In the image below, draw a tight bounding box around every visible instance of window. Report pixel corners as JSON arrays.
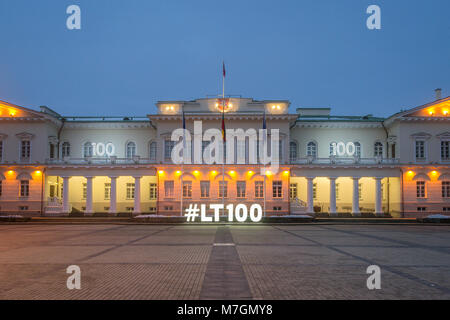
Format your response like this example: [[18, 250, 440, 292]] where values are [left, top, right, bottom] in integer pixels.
[[104, 183, 111, 200], [417, 207, 427, 212], [442, 181, 450, 198], [126, 142, 136, 158], [20, 180, 29, 197], [164, 139, 175, 159], [416, 181, 426, 198], [273, 206, 282, 211], [82, 183, 87, 199], [354, 142, 361, 157], [443, 207, 450, 212], [374, 142, 383, 157], [19, 206, 29, 211], [391, 144, 396, 158], [336, 183, 340, 200], [62, 142, 70, 158], [255, 181, 264, 198], [415, 140, 425, 160], [49, 143, 55, 159], [313, 183, 317, 200], [358, 183, 362, 200], [164, 181, 174, 197], [84, 142, 93, 158], [200, 181, 210, 198], [272, 181, 282, 198], [183, 181, 192, 198], [441, 141, 450, 160], [126, 183, 135, 200], [149, 183, 157, 199], [148, 207, 157, 213], [219, 181, 228, 198], [289, 141, 297, 162], [149, 141, 157, 161], [237, 181, 246, 198], [307, 142, 317, 158], [21, 140, 31, 161], [289, 183, 297, 199]]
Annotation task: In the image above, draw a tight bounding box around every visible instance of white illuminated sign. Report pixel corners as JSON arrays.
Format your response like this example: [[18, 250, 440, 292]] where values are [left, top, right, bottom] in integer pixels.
[[91, 142, 115, 157], [184, 203, 263, 222], [330, 142, 356, 157]]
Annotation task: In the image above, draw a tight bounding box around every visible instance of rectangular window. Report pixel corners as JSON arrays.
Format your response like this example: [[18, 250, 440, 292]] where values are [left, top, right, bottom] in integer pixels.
[[219, 181, 228, 198], [183, 181, 192, 198], [236, 181, 246, 198], [255, 181, 264, 198], [200, 181, 210, 198], [273, 206, 282, 211], [442, 181, 450, 198], [416, 181, 426, 198], [126, 183, 135, 200], [21, 140, 31, 161], [164, 140, 175, 159], [49, 143, 55, 159], [441, 141, 450, 160], [164, 181, 174, 198], [62, 142, 70, 158], [289, 183, 297, 199], [82, 183, 87, 199], [20, 180, 29, 197], [313, 183, 317, 200], [149, 183, 157, 200], [272, 181, 282, 198], [417, 207, 427, 212], [104, 183, 111, 200], [443, 207, 450, 212], [415, 140, 425, 160]]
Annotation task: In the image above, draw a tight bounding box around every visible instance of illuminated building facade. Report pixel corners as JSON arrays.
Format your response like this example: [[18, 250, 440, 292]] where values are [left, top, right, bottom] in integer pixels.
[[0, 91, 449, 217]]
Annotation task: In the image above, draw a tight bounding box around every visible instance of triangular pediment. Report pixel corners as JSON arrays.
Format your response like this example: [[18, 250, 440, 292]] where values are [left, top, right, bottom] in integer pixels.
[[385, 97, 450, 124], [0, 100, 46, 120]]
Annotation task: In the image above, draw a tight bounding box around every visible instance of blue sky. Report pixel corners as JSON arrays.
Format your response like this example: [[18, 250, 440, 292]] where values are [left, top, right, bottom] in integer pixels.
[[0, 0, 449, 117]]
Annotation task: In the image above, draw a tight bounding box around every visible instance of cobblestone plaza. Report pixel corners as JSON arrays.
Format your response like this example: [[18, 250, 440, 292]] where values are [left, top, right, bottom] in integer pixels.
[[0, 224, 449, 300]]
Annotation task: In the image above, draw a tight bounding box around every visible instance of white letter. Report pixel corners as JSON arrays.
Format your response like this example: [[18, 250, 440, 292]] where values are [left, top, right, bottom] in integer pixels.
[[366, 265, 381, 289], [203, 129, 223, 164], [66, 5, 81, 30], [201, 204, 212, 222], [171, 129, 191, 164], [193, 121, 203, 164], [366, 5, 381, 30], [210, 204, 223, 222], [66, 265, 81, 290]]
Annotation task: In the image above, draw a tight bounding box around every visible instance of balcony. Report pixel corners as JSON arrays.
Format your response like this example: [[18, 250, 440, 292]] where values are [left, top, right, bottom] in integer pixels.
[[46, 156, 157, 165], [290, 156, 399, 165]]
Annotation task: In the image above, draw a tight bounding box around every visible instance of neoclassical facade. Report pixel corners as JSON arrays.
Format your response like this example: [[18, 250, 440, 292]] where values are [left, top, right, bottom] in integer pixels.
[[0, 92, 449, 218]]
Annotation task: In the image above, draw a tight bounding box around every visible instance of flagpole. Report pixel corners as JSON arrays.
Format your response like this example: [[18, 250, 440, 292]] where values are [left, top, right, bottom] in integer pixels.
[[180, 106, 184, 217], [222, 62, 225, 219]]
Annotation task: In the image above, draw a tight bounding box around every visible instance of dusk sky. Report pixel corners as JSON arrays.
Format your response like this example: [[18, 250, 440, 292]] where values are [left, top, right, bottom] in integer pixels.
[[0, 0, 449, 117]]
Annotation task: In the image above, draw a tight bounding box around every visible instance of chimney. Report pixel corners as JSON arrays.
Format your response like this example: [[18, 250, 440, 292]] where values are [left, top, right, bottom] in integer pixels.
[[435, 88, 442, 100]]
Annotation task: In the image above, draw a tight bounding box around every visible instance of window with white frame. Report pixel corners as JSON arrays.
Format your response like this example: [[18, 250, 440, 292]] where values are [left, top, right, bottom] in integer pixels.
[[307, 142, 317, 158], [289, 183, 297, 199], [126, 183, 135, 200], [149, 183, 157, 199], [354, 142, 361, 157], [183, 181, 192, 198], [442, 181, 450, 198], [289, 141, 297, 162], [20, 180, 29, 197], [272, 181, 282, 198], [83, 142, 93, 158], [62, 142, 70, 158], [441, 141, 450, 161], [21, 140, 31, 161], [236, 181, 246, 198], [255, 181, 264, 198], [200, 181, 210, 198], [164, 181, 174, 198], [416, 181, 426, 198], [415, 140, 426, 160], [374, 142, 383, 157], [126, 142, 136, 159], [104, 183, 111, 200], [219, 181, 228, 198], [149, 141, 157, 161], [164, 139, 175, 159]]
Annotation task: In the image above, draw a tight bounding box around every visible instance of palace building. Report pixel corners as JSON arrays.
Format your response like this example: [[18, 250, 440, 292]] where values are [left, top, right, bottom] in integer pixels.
[[0, 90, 449, 218]]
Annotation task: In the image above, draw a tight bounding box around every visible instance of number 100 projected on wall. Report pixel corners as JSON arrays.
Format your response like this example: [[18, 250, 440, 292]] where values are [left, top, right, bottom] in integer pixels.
[[330, 142, 357, 157]]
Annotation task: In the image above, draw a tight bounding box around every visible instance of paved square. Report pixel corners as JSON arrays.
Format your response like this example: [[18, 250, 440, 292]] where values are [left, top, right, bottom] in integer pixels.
[[0, 223, 449, 300]]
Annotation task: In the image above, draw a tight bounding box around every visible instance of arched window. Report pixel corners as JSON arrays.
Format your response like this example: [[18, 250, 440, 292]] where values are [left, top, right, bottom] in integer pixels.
[[374, 142, 383, 157], [289, 141, 297, 162], [83, 142, 93, 158], [307, 142, 317, 158], [62, 142, 70, 158], [354, 142, 361, 157], [149, 141, 157, 161], [126, 142, 136, 159]]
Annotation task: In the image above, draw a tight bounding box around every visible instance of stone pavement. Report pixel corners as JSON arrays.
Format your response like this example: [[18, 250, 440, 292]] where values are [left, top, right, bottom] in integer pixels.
[[0, 224, 449, 299]]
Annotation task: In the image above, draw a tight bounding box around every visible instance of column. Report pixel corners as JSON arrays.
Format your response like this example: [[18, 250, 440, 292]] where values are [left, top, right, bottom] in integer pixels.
[[109, 176, 117, 215], [375, 177, 383, 217], [306, 177, 314, 215], [62, 176, 71, 214], [329, 177, 337, 216], [352, 177, 361, 216], [85, 176, 94, 215], [133, 176, 141, 215]]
